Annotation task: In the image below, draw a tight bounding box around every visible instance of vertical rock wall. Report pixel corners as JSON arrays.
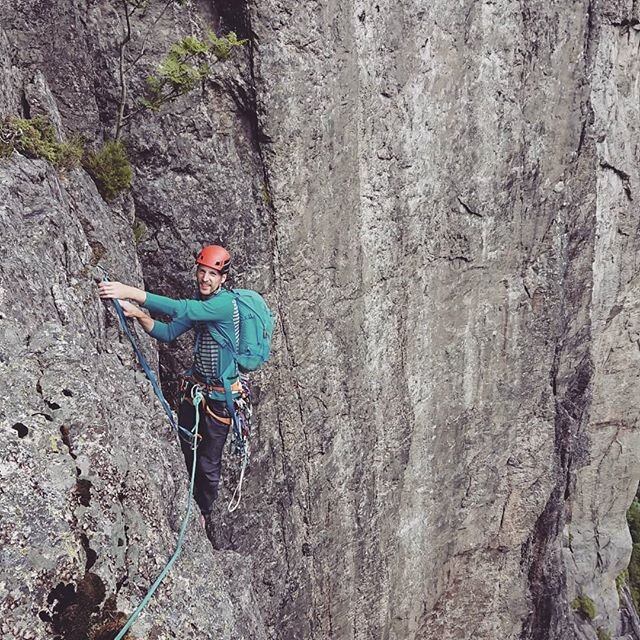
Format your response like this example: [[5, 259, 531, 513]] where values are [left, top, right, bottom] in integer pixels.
[[1, 1, 640, 639], [249, 1, 640, 639], [565, 4, 640, 640]]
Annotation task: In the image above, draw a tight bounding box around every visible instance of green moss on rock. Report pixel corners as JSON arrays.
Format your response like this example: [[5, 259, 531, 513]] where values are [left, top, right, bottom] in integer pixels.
[[0, 116, 83, 169], [132, 219, 147, 244], [571, 594, 596, 620], [616, 569, 628, 596], [84, 140, 132, 201]]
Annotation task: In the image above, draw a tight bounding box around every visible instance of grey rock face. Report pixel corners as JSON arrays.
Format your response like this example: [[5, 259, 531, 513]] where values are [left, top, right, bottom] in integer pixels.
[[1, 1, 640, 640], [249, 1, 640, 639], [0, 155, 267, 638]]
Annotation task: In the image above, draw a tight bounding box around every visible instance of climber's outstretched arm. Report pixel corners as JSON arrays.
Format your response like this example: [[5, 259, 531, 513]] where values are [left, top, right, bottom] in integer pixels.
[[99, 284, 192, 342], [98, 281, 146, 304]]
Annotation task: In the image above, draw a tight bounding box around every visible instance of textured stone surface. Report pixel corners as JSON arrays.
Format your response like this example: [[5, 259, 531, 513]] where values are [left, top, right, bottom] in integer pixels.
[[563, 8, 640, 640], [249, 1, 640, 639], [2, 1, 640, 639], [0, 155, 268, 639]]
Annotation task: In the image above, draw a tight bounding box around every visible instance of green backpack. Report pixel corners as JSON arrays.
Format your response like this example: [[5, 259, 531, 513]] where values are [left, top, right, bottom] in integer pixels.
[[231, 288, 274, 373], [209, 288, 274, 412]]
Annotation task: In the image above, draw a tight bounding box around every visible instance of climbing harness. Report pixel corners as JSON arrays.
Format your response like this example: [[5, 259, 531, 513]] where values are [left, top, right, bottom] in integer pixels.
[[114, 384, 203, 640], [180, 373, 253, 512], [181, 372, 243, 397], [227, 375, 253, 512]]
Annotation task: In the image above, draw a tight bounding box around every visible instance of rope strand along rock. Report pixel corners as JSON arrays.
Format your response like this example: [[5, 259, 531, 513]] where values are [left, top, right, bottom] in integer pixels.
[[114, 384, 203, 640]]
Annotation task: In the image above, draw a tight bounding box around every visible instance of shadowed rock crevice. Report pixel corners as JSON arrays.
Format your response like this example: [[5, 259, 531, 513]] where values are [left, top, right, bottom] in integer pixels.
[[521, 353, 594, 640], [47, 579, 138, 640], [46, 573, 106, 640], [75, 478, 93, 508], [79, 533, 98, 572], [213, 0, 252, 40]]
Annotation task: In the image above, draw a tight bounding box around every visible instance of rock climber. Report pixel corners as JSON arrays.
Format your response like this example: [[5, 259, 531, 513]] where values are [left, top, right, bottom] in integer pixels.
[[98, 245, 240, 543]]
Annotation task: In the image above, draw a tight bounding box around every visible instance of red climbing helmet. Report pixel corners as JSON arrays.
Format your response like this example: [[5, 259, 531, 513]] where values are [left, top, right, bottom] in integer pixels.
[[196, 245, 231, 274]]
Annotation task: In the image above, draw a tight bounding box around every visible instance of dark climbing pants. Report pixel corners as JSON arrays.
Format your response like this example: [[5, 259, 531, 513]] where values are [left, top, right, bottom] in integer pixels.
[[178, 393, 230, 516]]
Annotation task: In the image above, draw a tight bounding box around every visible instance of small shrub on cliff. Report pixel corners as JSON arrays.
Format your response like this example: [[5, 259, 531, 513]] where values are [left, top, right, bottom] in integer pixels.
[[208, 31, 247, 61], [140, 35, 211, 112], [626, 499, 640, 611], [83, 140, 133, 201], [596, 628, 611, 640], [571, 594, 596, 620], [113, 0, 248, 139], [0, 116, 83, 169], [137, 32, 248, 116]]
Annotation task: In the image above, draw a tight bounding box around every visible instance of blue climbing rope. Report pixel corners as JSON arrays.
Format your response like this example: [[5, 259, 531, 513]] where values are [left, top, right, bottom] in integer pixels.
[[99, 269, 194, 445], [97, 270, 205, 638], [114, 383, 203, 640]]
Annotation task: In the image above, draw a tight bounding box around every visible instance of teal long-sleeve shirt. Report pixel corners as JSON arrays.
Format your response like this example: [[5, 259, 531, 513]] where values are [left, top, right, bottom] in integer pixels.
[[142, 289, 239, 395]]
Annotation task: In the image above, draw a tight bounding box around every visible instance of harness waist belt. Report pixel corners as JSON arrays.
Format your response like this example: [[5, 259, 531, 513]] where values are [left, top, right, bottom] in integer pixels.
[[184, 375, 243, 395]]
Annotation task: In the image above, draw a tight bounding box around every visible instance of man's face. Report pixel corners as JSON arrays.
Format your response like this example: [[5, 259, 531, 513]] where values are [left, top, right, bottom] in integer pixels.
[[196, 264, 225, 297]]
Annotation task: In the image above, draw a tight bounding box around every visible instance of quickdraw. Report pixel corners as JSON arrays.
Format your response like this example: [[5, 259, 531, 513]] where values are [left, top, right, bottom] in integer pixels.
[[227, 375, 253, 512]]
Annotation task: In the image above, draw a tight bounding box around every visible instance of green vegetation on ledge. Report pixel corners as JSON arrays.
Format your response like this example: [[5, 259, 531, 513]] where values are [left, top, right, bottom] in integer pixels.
[[208, 31, 247, 61], [113, 0, 247, 139], [0, 116, 132, 201], [134, 32, 247, 119], [84, 140, 133, 201], [0, 116, 83, 169], [571, 594, 596, 620], [0, 3, 248, 204], [626, 498, 640, 611]]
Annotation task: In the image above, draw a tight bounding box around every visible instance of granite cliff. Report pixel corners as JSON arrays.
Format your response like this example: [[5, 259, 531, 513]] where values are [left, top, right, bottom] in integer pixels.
[[1, 1, 640, 639]]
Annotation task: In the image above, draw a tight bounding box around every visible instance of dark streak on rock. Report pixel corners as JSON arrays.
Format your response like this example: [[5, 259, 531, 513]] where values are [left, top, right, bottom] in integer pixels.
[[75, 478, 92, 508], [60, 425, 77, 460], [457, 196, 483, 218], [605, 304, 623, 327], [79, 533, 97, 572], [32, 411, 54, 422], [520, 354, 593, 640], [600, 160, 633, 201]]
